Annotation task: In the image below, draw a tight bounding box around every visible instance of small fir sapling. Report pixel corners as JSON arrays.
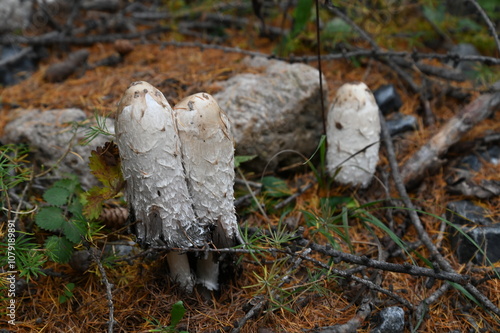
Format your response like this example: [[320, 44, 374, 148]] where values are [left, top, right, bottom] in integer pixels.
[[174, 92, 241, 291], [115, 81, 203, 292], [326, 82, 381, 188]]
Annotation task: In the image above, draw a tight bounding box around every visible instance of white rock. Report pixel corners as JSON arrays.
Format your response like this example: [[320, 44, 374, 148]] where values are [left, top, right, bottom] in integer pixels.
[[0, 0, 32, 32], [326, 82, 381, 188], [214, 56, 327, 171], [1, 108, 113, 190]]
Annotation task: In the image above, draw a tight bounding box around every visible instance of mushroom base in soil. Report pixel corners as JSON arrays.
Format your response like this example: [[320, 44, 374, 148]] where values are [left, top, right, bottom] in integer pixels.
[[115, 81, 241, 293], [326, 82, 381, 188]]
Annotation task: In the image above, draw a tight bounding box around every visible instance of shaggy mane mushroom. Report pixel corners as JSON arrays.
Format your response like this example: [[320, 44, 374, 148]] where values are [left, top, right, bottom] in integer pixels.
[[327, 82, 381, 188], [115, 83, 240, 293]]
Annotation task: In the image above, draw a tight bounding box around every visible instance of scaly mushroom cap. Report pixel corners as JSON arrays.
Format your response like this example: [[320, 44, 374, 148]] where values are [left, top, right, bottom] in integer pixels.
[[326, 82, 381, 188], [174, 92, 240, 248], [115, 81, 205, 249]]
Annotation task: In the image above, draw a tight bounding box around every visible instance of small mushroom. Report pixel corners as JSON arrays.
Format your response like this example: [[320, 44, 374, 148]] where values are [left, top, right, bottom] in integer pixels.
[[174, 92, 241, 291], [115, 81, 204, 292], [326, 82, 381, 188]]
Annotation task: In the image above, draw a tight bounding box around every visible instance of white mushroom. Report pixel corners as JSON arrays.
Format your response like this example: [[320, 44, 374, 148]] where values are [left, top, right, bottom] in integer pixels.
[[174, 92, 241, 291], [115, 81, 204, 292], [326, 82, 381, 188]]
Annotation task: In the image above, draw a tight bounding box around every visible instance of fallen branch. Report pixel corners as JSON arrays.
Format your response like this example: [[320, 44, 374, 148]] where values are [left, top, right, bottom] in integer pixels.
[[0, 26, 171, 46], [88, 247, 115, 333], [156, 243, 471, 284], [465, 0, 500, 54], [299, 251, 415, 310], [231, 296, 267, 333], [380, 110, 500, 317], [401, 81, 500, 188], [297, 239, 469, 284]]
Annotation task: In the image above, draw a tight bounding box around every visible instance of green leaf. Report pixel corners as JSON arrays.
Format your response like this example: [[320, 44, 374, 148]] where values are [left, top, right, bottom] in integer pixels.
[[65, 283, 75, 296], [68, 196, 84, 216], [447, 282, 483, 309], [88, 142, 123, 189], [82, 186, 116, 220], [35, 207, 66, 231], [63, 218, 87, 243], [43, 187, 71, 206], [422, 3, 445, 24], [44, 236, 74, 263], [170, 301, 186, 328], [320, 196, 356, 211], [53, 177, 79, 194], [261, 176, 291, 198], [234, 155, 257, 168], [292, 0, 313, 36], [59, 283, 75, 304]]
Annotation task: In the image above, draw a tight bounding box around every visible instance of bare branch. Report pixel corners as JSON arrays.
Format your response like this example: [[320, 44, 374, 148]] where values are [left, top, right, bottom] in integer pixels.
[[88, 247, 115, 333], [401, 82, 500, 187], [380, 111, 500, 316], [465, 0, 500, 54]]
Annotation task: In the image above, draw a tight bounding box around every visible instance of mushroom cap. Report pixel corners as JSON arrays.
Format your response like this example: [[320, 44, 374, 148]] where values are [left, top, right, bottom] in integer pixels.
[[326, 82, 381, 188], [174, 92, 232, 141], [115, 81, 204, 248], [174, 93, 240, 247]]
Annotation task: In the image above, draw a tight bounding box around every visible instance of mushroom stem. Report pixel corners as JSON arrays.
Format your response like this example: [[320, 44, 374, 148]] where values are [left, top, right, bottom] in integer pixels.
[[196, 252, 220, 291], [166, 252, 194, 292]]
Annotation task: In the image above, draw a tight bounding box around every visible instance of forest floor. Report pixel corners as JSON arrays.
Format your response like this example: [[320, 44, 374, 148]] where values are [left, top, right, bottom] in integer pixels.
[[1, 1, 500, 332]]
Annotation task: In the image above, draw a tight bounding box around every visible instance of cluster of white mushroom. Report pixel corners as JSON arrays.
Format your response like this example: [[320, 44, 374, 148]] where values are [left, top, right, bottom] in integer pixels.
[[115, 81, 240, 292], [114, 80, 380, 293]]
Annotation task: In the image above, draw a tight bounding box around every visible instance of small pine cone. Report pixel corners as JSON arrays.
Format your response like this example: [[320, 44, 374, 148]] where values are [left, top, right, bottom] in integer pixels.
[[99, 206, 129, 230]]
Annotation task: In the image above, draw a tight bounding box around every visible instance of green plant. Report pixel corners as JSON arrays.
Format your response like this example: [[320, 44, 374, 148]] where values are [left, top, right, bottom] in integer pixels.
[[81, 114, 114, 146], [302, 196, 356, 253], [0, 144, 32, 210], [146, 301, 188, 333], [0, 233, 46, 282], [35, 175, 92, 263], [0, 144, 46, 281], [82, 141, 124, 220], [277, 0, 314, 56], [58, 282, 75, 304]]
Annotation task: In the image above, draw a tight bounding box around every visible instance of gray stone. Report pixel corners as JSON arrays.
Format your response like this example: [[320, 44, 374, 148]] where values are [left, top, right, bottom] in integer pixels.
[[447, 200, 500, 264], [482, 145, 500, 166], [0, 0, 32, 33], [446, 143, 500, 199], [385, 113, 418, 136], [1, 108, 114, 190], [371, 306, 405, 333], [373, 84, 402, 115], [214, 56, 327, 171]]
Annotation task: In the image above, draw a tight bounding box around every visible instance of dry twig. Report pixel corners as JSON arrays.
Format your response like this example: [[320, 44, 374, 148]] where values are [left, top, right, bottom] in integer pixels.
[[88, 247, 115, 333], [380, 111, 500, 317], [401, 81, 500, 188], [465, 0, 500, 54]]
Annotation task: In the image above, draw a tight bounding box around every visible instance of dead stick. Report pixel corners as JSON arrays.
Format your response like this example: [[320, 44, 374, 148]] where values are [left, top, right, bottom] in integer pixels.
[[401, 81, 500, 188], [380, 110, 500, 317], [88, 247, 115, 333]]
